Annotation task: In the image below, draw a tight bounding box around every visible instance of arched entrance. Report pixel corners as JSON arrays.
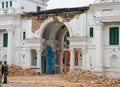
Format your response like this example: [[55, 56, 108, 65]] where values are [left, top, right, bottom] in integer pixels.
[[3, 55, 7, 62], [111, 55, 118, 68], [31, 49, 37, 66], [39, 17, 71, 74]]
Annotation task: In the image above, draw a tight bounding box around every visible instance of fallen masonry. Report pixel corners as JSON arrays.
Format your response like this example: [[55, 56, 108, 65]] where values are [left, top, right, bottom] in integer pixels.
[[64, 70, 120, 87], [8, 65, 40, 76], [7, 66, 120, 87]]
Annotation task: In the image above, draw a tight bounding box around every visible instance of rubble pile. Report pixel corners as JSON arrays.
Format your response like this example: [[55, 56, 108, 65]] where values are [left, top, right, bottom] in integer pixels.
[[64, 70, 120, 86], [8, 65, 40, 76]]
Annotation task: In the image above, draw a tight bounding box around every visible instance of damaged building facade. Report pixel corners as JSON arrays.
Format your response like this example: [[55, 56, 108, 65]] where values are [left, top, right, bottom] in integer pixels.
[[0, 0, 120, 77]]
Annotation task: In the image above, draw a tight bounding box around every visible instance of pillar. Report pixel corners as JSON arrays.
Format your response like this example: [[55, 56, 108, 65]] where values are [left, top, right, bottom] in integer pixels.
[[81, 48, 87, 69], [26, 49, 31, 68], [96, 21, 103, 71], [78, 49, 82, 67], [7, 29, 14, 65], [70, 48, 75, 71], [59, 49, 63, 73], [37, 49, 42, 73]]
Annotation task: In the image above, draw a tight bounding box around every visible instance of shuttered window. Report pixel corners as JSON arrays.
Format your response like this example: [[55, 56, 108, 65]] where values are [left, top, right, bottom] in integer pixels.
[[109, 27, 119, 45], [2, 2, 4, 8], [3, 33, 8, 47], [6, 1, 8, 8], [10, 1, 12, 7], [90, 27, 94, 37], [23, 32, 26, 39]]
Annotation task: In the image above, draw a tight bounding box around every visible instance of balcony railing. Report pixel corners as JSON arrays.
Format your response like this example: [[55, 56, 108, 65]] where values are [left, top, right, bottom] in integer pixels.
[[0, 8, 23, 15]]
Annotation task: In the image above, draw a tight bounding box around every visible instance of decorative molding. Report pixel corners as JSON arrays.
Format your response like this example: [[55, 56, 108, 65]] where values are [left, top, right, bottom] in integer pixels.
[[0, 24, 16, 30], [67, 36, 88, 42], [95, 21, 104, 29], [90, 2, 120, 11], [95, 16, 120, 22]]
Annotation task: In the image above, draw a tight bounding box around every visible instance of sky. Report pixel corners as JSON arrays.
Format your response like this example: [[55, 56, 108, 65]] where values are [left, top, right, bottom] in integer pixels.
[[47, 0, 95, 9]]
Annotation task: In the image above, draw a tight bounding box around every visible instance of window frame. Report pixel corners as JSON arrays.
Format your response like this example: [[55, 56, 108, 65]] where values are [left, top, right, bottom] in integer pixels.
[[3, 33, 8, 47], [2, 2, 4, 8], [6, 1, 8, 8], [90, 27, 94, 37], [10, 1, 12, 7], [109, 27, 119, 45], [23, 32, 26, 40]]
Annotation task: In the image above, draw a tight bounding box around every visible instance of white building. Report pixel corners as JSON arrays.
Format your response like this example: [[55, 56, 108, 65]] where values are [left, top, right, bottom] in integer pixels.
[[0, 0, 49, 69], [1, 0, 120, 77]]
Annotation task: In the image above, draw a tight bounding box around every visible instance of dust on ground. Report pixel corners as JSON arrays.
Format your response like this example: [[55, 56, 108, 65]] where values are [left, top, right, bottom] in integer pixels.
[[7, 65, 120, 87]]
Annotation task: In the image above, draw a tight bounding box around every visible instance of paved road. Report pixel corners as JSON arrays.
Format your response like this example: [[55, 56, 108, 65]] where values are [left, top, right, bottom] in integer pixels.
[[0, 82, 52, 87]]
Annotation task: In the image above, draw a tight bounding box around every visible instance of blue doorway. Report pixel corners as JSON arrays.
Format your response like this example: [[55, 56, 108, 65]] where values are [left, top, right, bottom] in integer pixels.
[[42, 44, 55, 74]]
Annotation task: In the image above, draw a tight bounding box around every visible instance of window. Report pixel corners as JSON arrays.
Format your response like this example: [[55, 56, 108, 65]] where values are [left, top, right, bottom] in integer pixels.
[[37, 6, 41, 12], [2, 2, 4, 8], [90, 27, 93, 37], [10, 1, 12, 7], [3, 33, 8, 47], [6, 1, 8, 8], [109, 27, 119, 45], [23, 32, 26, 39]]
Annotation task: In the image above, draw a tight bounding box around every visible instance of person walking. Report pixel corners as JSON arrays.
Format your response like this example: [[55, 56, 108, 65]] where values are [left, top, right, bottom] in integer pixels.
[[3, 61, 8, 84]]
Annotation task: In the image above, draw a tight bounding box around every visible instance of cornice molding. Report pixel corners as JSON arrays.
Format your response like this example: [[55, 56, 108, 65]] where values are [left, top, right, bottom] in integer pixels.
[[0, 24, 17, 29], [95, 15, 120, 22], [90, 2, 120, 11]]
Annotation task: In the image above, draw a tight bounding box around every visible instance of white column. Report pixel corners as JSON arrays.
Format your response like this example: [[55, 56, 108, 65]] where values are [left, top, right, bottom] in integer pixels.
[[81, 48, 87, 69], [59, 50, 63, 73], [37, 49, 42, 73], [70, 48, 75, 71], [96, 21, 103, 72], [7, 29, 14, 65], [78, 49, 82, 67], [26, 49, 31, 68]]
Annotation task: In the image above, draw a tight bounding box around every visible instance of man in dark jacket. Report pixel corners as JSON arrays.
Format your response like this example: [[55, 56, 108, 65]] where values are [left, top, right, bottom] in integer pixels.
[[3, 61, 8, 84]]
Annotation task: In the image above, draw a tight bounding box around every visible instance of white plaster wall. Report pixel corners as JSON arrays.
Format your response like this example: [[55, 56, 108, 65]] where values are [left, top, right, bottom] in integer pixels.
[[68, 13, 87, 37], [0, 31, 3, 48], [104, 48, 120, 77], [19, 0, 42, 12], [0, 0, 46, 14], [87, 13, 96, 46], [0, 15, 20, 26], [21, 19, 33, 39], [85, 48, 96, 70]]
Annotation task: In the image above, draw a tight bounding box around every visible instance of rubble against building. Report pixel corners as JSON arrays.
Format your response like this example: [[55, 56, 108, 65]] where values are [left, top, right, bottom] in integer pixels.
[[64, 70, 120, 87], [8, 65, 40, 76]]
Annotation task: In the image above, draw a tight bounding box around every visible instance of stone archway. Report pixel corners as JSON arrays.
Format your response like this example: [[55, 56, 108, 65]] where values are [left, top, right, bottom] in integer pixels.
[[37, 16, 71, 74], [36, 16, 73, 38]]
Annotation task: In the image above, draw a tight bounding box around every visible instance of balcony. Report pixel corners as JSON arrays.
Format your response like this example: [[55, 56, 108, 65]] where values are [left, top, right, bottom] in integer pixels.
[[0, 8, 23, 15]]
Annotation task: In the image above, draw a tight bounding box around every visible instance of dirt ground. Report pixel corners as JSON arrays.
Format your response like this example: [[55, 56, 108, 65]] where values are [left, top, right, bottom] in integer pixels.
[[7, 74, 120, 87], [7, 65, 120, 87], [8, 74, 77, 87]]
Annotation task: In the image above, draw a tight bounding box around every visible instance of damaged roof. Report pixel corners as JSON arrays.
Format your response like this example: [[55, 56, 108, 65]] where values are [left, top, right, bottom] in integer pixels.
[[27, 6, 89, 16]]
